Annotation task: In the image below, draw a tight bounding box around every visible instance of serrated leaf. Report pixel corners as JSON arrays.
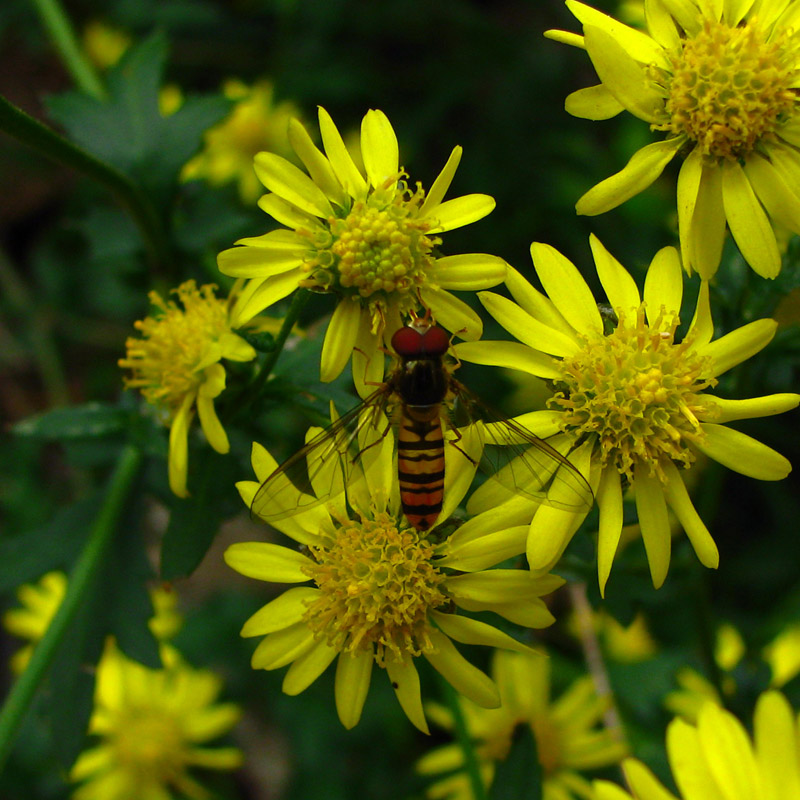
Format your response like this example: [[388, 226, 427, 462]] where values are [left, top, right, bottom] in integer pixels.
[[14, 403, 130, 440], [45, 31, 232, 212], [489, 724, 542, 800]]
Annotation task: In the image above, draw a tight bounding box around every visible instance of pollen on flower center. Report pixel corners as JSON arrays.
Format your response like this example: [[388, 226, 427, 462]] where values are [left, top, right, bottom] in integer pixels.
[[299, 176, 439, 307], [119, 281, 231, 413], [660, 18, 798, 160], [302, 511, 447, 665], [549, 306, 716, 484], [113, 710, 186, 776]]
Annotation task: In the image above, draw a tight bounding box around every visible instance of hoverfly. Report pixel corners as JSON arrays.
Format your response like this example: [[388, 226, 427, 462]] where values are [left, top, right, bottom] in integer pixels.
[[252, 317, 593, 531]]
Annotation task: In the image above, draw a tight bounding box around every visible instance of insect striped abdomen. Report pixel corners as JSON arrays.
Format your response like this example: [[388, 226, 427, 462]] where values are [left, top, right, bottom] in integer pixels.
[[397, 405, 445, 531]]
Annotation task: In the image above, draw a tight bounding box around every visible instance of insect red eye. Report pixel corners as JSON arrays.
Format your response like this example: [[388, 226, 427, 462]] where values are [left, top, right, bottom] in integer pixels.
[[391, 324, 450, 356]]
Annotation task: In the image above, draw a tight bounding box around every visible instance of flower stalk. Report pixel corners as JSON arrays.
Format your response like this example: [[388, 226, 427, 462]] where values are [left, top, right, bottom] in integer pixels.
[[0, 444, 143, 771]]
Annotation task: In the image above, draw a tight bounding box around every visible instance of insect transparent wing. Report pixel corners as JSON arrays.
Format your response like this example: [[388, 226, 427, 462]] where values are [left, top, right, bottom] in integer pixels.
[[449, 381, 594, 512], [250, 387, 392, 524]]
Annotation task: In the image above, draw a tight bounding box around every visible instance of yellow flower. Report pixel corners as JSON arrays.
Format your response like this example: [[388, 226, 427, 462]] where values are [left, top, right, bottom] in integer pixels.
[[224, 425, 562, 733], [417, 649, 628, 800], [547, 0, 800, 279], [82, 21, 131, 70], [2, 570, 67, 675], [593, 691, 800, 800], [456, 236, 799, 593], [70, 640, 242, 800], [216, 106, 505, 391], [568, 609, 658, 664], [148, 584, 184, 643], [119, 280, 257, 498], [764, 622, 800, 687], [182, 80, 302, 203]]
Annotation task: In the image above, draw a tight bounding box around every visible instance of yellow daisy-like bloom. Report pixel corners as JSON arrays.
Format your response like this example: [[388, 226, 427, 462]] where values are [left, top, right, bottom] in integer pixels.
[[70, 639, 242, 800], [119, 280, 257, 498], [224, 425, 563, 733], [2, 570, 67, 675], [216, 106, 505, 390], [2, 574, 185, 676], [593, 690, 800, 800], [547, 0, 800, 279], [417, 649, 628, 800], [182, 79, 302, 203], [456, 236, 799, 593]]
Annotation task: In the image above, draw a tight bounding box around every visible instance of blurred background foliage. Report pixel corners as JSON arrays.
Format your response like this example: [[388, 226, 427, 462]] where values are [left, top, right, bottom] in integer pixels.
[[0, 0, 799, 798]]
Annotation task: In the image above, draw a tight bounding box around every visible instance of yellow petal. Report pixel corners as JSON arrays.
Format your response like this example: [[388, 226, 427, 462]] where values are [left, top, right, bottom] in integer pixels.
[[696, 318, 777, 378], [479, 291, 580, 357], [694, 423, 792, 481], [504, 266, 575, 337], [590, 233, 641, 314], [583, 25, 666, 122], [320, 298, 362, 382], [420, 146, 462, 216], [217, 237, 306, 278], [686, 280, 714, 348], [251, 623, 315, 669], [645, 0, 682, 51], [453, 340, 563, 381], [196, 392, 229, 454], [385, 656, 429, 734], [633, 464, 671, 588], [526, 503, 584, 572], [241, 586, 319, 636], [282, 639, 338, 695], [754, 690, 800, 799], [286, 117, 347, 207], [622, 758, 679, 800], [424, 628, 500, 708], [699, 393, 800, 423], [543, 28, 586, 49], [319, 106, 367, 199], [426, 194, 495, 234], [168, 394, 194, 498], [661, 461, 719, 569], [419, 287, 482, 341], [223, 542, 313, 582], [229, 268, 303, 327], [721, 159, 781, 278], [431, 610, 536, 655], [565, 84, 624, 120], [361, 109, 399, 190], [335, 649, 373, 729], [439, 525, 528, 572], [644, 247, 683, 326], [677, 147, 704, 275], [530, 242, 603, 336], [596, 466, 623, 597], [576, 138, 680, 216], [253, 152, 333, 218], [427, 253, 507, 290], [666, 716, 727, 800], [566, 0, 670, 66], [690, 158, 727, 280], [258, 191, 320, 230], [352, 312, 384, 400], [744, 151, 800, 235]]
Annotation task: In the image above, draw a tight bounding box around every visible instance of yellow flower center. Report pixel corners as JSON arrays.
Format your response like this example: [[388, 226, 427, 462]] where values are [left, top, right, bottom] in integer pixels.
[[302, 510, 447, 666], [661, 18, 798, 160], [119, 281, 230, 414], [112, 708, 187, 781], [298, 176, 439, 319], [549, 305, 716, 484]]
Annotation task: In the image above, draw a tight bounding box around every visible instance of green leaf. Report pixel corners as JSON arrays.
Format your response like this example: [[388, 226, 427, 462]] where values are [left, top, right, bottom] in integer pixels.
[[488, 724, 542, 800], [160, 447, 240, 579], [45, 31, 232, 212], [13, 403, 130, 440]]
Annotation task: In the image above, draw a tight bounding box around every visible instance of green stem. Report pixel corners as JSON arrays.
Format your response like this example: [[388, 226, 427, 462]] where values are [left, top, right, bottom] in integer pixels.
[[0, 94, 169, 271], [29, 0, 106, 99], [241, 289, 310, 405], [0, 445, 143, 771], [441, 679, 488, 800]]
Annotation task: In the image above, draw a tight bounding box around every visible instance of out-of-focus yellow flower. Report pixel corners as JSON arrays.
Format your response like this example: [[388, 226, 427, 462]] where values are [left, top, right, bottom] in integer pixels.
[[217, 106, 505, 393], [159, 84, 183, 118], [458, 236, 799, 593], [2, 571, 67, 675], [417, 649, 628, 800], [547, 0, 800, 280], [764, 622, 800, 688], [224, 426, 563, 733], [119, 280, 257, 498], [70, 640, 242, 800], [82, 20, 131, 70], [569, 610, 658, 664], [594, 691, 800, 800], [182, 79, 301, 203]]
